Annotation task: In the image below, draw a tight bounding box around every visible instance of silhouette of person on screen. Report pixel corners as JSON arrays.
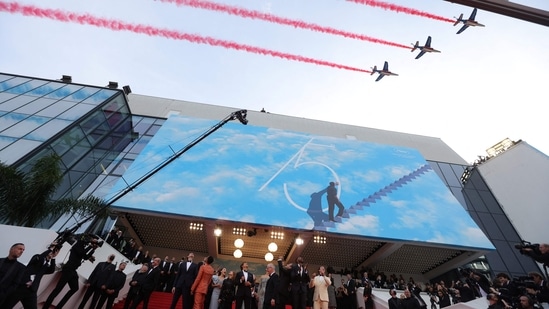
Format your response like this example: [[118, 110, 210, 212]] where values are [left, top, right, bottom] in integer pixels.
[[307, 188, 329, 227]]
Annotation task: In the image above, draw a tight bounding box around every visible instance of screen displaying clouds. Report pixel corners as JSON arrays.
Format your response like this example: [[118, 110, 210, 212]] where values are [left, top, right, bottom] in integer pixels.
[[110, 115, 493, 250]]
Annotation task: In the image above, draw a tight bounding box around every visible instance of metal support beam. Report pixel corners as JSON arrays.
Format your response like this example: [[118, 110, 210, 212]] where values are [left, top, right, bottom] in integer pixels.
[[445, 0, 549, 26]]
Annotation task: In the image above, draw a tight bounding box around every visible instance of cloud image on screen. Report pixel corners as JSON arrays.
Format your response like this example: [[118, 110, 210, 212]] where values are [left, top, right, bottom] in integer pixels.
[[109, 115, 494, 250]]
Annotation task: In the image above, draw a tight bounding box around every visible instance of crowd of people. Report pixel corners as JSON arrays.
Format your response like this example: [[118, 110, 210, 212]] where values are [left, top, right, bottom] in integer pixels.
[[1, 235, 549, 309]]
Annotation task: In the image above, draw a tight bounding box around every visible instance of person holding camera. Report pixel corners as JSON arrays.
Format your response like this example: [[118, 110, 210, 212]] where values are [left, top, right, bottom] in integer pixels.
[[3, 243, 59, 309], [309, 266, 331, 309], [42, 235, 102, 309]]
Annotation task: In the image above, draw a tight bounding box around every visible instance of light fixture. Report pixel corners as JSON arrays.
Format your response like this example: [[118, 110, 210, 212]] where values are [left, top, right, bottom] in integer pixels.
[[189, 222, 203, 231], [233, 227, 246, 236], [247, 228, 257, 237], [268, 242, 278, 253], [233, 249, 243, 258], [295, 237, 304, 246], [271, 231, 284, 240], [234, 238, 244, 248], [265, 252, 274, 262], [214, 227, 222, 237], [122, 85, 132, 95], [107, 81, 119, 89], [313, 235, 326, 244], [61, 75, 72, 83]]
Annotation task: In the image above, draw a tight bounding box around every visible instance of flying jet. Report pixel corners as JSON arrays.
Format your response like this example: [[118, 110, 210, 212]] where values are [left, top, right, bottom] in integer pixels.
[[454, 8, 485, 34], [411, 36, 441, 59], [370, 61, 398, 82]]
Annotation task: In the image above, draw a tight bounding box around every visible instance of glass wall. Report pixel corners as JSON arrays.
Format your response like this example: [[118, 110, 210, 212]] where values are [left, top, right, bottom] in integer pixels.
[[0, 73, 133, 203], [428, 160, 540, 278]]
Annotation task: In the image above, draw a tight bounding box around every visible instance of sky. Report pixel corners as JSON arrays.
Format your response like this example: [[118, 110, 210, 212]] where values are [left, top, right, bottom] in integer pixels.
[[1, 0, 548, 163], [109, 115, 494, 249]]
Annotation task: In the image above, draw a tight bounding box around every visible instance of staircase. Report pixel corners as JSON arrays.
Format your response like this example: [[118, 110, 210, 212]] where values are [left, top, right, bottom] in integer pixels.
[[112, 291, 182, 309]]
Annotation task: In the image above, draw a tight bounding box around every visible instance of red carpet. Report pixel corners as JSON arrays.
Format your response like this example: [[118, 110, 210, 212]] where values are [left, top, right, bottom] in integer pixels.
[[112, 291, 182, 309]]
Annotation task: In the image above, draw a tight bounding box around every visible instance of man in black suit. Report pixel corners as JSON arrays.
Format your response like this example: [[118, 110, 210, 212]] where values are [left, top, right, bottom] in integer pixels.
[[344, 273, 356, 309], [159, 255, 172, 291], [290, 257, 309, 309], [124, 264, 149, 309], [170, 252, 199, 309], [263, 263, 280, 309], [96, 261, 128, 309], [0, 243, 28, 308], [43, 236, 101, 309], [277, 257, 292, 309], [78, 253, 116, 309], [130, 257, 161, 309], [3, 244, 59, 309], [235, 262, 255, 309]]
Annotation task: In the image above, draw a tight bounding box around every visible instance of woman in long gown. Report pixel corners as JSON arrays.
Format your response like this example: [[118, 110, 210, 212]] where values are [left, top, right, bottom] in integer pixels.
[[256, 270, 270, 309], [210, 267, 227, 309]]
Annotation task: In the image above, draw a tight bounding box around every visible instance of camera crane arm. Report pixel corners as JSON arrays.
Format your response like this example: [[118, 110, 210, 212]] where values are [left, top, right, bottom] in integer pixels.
[[55, 109, 248, 242]]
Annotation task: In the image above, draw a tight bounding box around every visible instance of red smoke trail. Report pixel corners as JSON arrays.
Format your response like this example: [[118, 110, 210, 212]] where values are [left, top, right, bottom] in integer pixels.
[[0, 1, 370, 74], [161, 0, 411, 50], [348, 0, 455, 23]]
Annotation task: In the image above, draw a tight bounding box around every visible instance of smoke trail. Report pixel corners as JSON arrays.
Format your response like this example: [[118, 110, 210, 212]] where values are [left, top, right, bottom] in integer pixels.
[[161, 0, 411, 50], [348, 0, 455, 23], [0, 1, 370, 73]]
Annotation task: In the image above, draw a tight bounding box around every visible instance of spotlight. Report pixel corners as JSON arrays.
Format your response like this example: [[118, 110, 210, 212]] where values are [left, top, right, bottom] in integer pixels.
[[234, 238, 244, 249], [268, 242, 278, 253], [233, 249, 242, 258], [295, 237, 304, 246], [189, 222, 203, 231], [247, 228, 257, 237], [122, 85, 132, 95], [107, 81, 119, 89], [61, 75, 72, 83], [265, 252, 274, 262], [214, 227, 222, 237]]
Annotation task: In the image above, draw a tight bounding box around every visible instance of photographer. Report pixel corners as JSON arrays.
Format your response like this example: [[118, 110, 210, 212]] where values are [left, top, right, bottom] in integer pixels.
[[526, 272, 549, 304], [491, 273, 520, 305], [516, 243, 549, 265], [42, 234, 103, 309]]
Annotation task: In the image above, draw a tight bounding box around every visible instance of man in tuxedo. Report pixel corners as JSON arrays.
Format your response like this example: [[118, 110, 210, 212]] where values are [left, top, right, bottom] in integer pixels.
[[263, 263, 280, 309], [124, 264, 148, 309], [78, 254, 116, 309], [235, 262, 255, 309], [96, 261, 128, 309], [277, 257, 292, 309], [130, 257, 161, 309], [290, 257, 309, 309], [344, 273, 356, 309], [159, 255, 172, 291], [170, 252, 199, 309]]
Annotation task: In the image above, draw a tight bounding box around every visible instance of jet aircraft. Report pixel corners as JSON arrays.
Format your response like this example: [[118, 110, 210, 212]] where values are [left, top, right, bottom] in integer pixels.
[[371, 61, 398, 82], [411, 36, 441, 59], [454, 8, 485, 34]]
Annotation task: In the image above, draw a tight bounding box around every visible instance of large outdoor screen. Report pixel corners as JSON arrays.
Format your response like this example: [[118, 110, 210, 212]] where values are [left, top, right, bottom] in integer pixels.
[[109, 115, 493, 250]]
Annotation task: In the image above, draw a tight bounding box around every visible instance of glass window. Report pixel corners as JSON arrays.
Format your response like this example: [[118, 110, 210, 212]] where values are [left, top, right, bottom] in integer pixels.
[[4, 79, 49, 95], [0, 95, 36, 112], [44, 84, 84, 100], [0, 92, 17, 104], [58, 102, 96, 121], [477, 212, 504, 240], [492, 214, 522, 242], [35, 99, 77, 118], [82, 89, 116, 105], [147, 124, 162, 136], [64, 87, 101, 102], [0, 138, 42, 165], [0, 135, 16, 151], [0, 74, 13, 82], [26, 82, 65, 97], [450, 187, 468, 210], [61, 138, 91, 169], [26, 118, 73, 141], [13, 97, 55, 115], [0, 77, 31, 91], [478, 190, 504, 214], [51, 126, 86, 156], [463, 188, 488, 212], [467, 171, 490, 191], [1, 115, 50, 138], [0, 112, 27, 132], [437, 163, 463, 187]]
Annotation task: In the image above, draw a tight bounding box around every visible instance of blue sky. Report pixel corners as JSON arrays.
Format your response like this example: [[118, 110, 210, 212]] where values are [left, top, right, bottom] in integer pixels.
[[109, 115, 494, 249], [1, 0, 548, 162]]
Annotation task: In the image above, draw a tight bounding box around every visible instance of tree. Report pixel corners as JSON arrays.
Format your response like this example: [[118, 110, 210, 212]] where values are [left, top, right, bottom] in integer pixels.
[[0, 153, 108, 227]]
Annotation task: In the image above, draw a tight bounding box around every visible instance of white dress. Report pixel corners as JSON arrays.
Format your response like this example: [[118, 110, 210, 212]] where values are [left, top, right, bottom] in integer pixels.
[[209, 275, 224, 309]]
